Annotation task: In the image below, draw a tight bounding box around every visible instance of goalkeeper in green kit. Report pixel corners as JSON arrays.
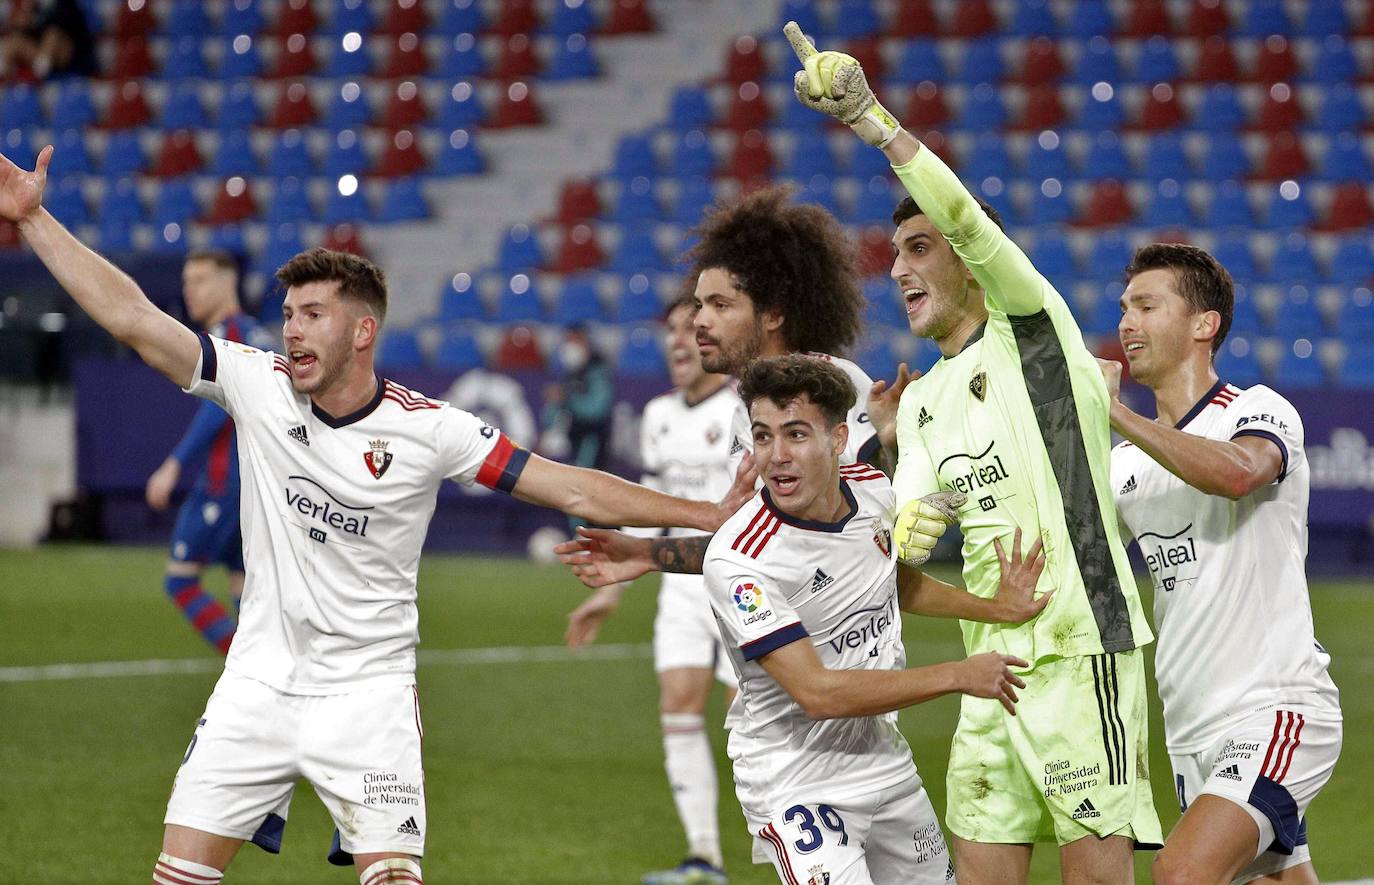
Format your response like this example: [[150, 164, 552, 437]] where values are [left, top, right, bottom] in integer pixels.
[[785, 23, 1162, 885]]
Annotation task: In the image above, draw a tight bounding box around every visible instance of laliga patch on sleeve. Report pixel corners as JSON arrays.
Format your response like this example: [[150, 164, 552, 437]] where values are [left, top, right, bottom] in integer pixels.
[[224, 341, 262, 355], [732, 581, 775, 628]]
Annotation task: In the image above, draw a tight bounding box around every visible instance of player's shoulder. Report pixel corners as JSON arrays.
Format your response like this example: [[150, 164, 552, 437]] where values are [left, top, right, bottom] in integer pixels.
[[1228, 382, 1296, 413], [379, 378, 447, 414], [708, 494, 784, 566], [805, 351, 875, 386], [839, 462, 890, 487]]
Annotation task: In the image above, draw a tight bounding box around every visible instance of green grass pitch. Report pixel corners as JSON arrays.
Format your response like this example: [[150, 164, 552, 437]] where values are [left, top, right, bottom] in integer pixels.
[[0, 545, 1369, 883]]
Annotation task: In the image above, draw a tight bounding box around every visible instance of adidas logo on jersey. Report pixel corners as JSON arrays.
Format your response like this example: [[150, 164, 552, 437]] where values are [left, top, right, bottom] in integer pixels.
[[1216, 764, 1243, 781], [729, 436, 745, 456], [287, 425, 310, 447], [1120, 475, 1136, 494], [811, 568, 834, 594], [1071, 799, 1101, 820], [918, 407, 934, 428], [396, 816, 421, 836]]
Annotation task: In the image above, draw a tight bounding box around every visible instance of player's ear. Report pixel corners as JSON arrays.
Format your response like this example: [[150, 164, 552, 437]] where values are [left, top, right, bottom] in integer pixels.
[[760, 307, 785, 336], [1194, 309, 1221, 347], [355, 313, 379, 352], [832, 419, 849, 456]]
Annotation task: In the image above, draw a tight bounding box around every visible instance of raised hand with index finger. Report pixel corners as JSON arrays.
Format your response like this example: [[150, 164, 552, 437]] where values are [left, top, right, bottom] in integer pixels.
[[783, 21, 903, 148]]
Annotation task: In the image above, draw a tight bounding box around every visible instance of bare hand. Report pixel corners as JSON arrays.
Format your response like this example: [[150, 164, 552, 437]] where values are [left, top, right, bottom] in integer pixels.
[[0, 144, 52, 223], [959, 652, 1029, 715], [1096, 358, 1123, 403], [867, 362, 918, 452], [554, 527, 655, 589], [711, 452, 758, 530], [564, 585, 625, 648], [145, 458, 181, 511], [992, 528, 1050, 624]]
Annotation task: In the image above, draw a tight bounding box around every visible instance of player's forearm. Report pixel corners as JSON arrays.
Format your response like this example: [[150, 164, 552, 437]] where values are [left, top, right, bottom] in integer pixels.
[[798, 662, 962, 719], [897, 565, 1004, 622], [1111, 400, 1264, 499], [648, 535, 710, 574], [555, 468, 720, 532]]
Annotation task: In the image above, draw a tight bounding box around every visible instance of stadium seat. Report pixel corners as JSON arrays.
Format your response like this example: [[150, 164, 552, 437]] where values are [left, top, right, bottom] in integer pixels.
[[376, 129, 426, 177], [1013, 36, 1066, 85], [889, 39, 946, 84], [266, 129, 314, 178], [1319, 133, 1371, 182], [253, 222, 306, 276], [1025, 132, 1073, 180], [323, 129, 370, 178], [1253, 132, 1311, 180], [1085, 231, 1135, 282], [498, 224, 545, 272], [953, 39, 1005, 84], [160, 84, 211, 130], [108, 36, 155, 80], [781, 130, 841, 179], [854, 336, 901, 381], [378, 329, 427, 370], [438, 273, 486, 322], [487, 81, 543, 128], [846, 174, 901, 225], [1270, 233, 1322, 282], [1336, 344, 1374, 388], [327, 223, 370, 258], [216, 81, 261, 129], [493, 33, 541, 80], [669, 129, 716, 179], [1141, 132, 1192, 181], [46, 177, 91, 228], [545, 33, 599, 80], [322, 178, 371, 224], [221, 0, 266, 35], [1273, 341, 1326, 388], [1132, 36, 1180, 83], [1325, 236, 1372, 285], [436, 80, 485, 129], [1143, 179, 1195, 230], [434, 328, 483, 373], [1082, 132, 1134, 179], [50, 81, 97, 130], [1074, 81, 1125, 130], [552, 223, 605, 272], [151, 179, 199, 228], [666, 86, 715, 131], [1191, 38, 1240, 85], [1237, 0, 1291, 37], [1307, 35, 1360, 83], [859, 276, 906, 327], [721, 81, 772, 132], [436, 32, 487, 79], [672, 177, 717, 226], [321, 81, 371, 130], [268, 81, 319, 128], [1319, 183, 1374, 232], [609, 176, 662, 223], [1202, 180, 1256, 227], [553, 276, 609, 324], [264, 176, 315, 224], [375, 176, 429, 222], [1266, 182, 1316, 228], [1211, 234, 1260, 283], [207, 224, 246, 257], [101, 131, 147, 177], [1071, 35, 1122, 84], [96, 217, 135, 251], [1005, 0, 1057, 36], [721, 35, 767, 84], [1249, 84, 1306, 132], [162, 36, 209, 80], [436, 0, 486, 36], [324, 32, 373, 77], [1199, 132, 1251, 180], [1011, 84, 1068, 130], [1025, 180, 1074, 224], [545, 0, 598, 36], [791, 173, 842, 217], [1065, 1, 1115, 37], [493, 0, 540, 36], [1272, 289, 1328, 339], [777, 0, 822, 35], [432, 128, 484, 175], [205, 177, 258, 224], [49, 129, 94, 177], [552, 179, 602, 224], [1120, 0, 1172, 37], [207, 130, 257, 178], [492, 273, 546, 323], [150, 130, 203, 177], [956, 82, 1008, 130], [1133, 82, 1187, 130], [1337, 288, 1374, 336], [617, 325, 666, 378], [601, 0, 655, 35], [103, 80, 153, 129], [0, 83, 43, 128], [98, 178, 145, 227], [828, 0, 881, 39], [949, 0, 999, 38], [1214, 335, 1264, 387], [1302, 1, 1349, 36], [886, 0, 937, 36], [325, 0, 376, 35], [612, 272, 659, 321], [1184, 0, 1229, 37], [1311, 83, 1367, 133], [273, 0, 318, 36], [901, 80, 950, 131], [269, 32, 318, 79], [608, 226, 666, 273], [724, 129, 774, 182], [1251, 35, 1300, 83], [1028, 230, 1077, 289]]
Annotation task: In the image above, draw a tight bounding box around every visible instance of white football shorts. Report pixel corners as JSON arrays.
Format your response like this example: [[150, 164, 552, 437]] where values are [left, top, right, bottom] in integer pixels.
[[749, 775, 955, 885], [653, 573, 736, 685], [1170, 705, 1342, 883], [164, 669, 426, 862]]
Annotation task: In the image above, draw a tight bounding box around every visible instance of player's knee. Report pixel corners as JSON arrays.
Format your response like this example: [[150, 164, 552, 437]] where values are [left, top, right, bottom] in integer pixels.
[[153, 853, 222, 885], [1151, 847, 1211, 885], [358, 856, 423, 884]]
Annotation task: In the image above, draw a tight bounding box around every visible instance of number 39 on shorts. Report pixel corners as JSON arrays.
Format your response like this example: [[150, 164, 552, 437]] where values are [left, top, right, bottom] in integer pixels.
[[784, 804, 849, 853]]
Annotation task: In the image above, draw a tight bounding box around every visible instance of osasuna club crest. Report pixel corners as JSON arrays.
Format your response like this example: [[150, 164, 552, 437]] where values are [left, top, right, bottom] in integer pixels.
[[970, 371, 988, 402], [807, 866, 830, 885], [364, 438, 393, 479], [872, 518, 892, 557]]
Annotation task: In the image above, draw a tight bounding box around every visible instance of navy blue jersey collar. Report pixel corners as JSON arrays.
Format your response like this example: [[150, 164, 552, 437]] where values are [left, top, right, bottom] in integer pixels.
[[761, 480, 858, 533], [1174, 379, 1228, 430], [312, 376, 386, 428]]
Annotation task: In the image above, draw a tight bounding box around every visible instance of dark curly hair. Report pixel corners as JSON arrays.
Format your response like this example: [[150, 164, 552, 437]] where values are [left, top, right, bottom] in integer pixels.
[[1126, 243, 1234, 355], [739, 354, 857, 429], [687, 186, 863, 355], [276, 247, 389, 324]]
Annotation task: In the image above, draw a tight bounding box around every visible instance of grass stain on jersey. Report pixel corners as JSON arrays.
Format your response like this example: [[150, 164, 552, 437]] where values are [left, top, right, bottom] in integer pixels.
[[970, 776, 993, 800]]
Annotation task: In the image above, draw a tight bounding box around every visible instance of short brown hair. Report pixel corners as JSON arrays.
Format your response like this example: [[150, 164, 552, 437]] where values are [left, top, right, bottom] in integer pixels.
[[1126, 243, 1234, 355], [185, 248, 239, 274], [892, 194, 1005, 231], [738, 354, 856, 429], [275, 247, 388, 323], [687, 185, 864, 355]]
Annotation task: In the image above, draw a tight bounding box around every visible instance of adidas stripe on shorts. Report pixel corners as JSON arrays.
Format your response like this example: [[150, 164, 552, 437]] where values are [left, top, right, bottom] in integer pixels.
[[1171, 705, 1342, 883], [165, 669, 426, 860], [945, 650, 1163, 847]]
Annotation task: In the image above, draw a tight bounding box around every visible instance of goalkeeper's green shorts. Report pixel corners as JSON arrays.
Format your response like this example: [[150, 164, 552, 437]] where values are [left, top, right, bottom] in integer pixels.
[[945, 649, 1163, 848]]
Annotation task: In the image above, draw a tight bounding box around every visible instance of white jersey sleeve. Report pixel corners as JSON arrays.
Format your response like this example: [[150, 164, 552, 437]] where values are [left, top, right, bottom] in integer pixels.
[[182, 333, 273, 414], [1225, 385, 1304, 483], [437, 406, 512, 488], [704, 538, 808, 662]]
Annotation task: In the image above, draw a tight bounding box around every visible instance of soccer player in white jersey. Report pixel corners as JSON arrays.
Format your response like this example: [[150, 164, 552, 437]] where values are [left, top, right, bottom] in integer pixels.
[[565, 297, 740, 885], [0, 146, 756, 885], [566, 353, 1051, 885], [1101, 243, 1341, 885]]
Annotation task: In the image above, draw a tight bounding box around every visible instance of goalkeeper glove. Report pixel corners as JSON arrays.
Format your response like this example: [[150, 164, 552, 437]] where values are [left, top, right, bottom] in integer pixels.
[[784, 20, 903, 148], [894, 491, 966, 566]]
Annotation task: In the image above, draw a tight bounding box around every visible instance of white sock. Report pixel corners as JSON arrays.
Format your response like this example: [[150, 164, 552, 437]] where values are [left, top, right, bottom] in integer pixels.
[[152, 853, 222, 885], [359, 857, 423, 885], [661, 712, 723, 869]]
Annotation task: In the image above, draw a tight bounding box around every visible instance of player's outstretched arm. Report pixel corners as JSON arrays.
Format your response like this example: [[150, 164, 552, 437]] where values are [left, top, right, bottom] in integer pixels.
[[1098, 360, 1283, 499], [564, 584, 626, 648], [555, 527, 711, 587], [0, 147, 199, 388], [759, 639, 1029, 718], [898, 528, 1050, 624]]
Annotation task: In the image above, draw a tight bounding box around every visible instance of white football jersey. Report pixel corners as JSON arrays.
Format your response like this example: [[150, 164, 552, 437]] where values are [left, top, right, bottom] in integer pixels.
[[638, 383, 739, 538], [703, 464, 916, 819], [727, 353, 881, 470], [1111, 381, 1340, 753], [185, 334, 528, 694]]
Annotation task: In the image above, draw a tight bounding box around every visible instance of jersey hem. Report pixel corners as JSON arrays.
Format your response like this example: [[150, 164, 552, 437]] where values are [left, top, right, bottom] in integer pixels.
[[224, 663, 419, 696]]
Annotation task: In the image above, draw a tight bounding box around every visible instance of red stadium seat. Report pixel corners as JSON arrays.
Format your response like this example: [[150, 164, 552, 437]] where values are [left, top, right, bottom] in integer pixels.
[[1011, 84, 1067, 130], [494, 325, 546, 370], [915, 129, 957, 169], [379, 80, 429, 128], [1015, 37, 1066, 85], [844, 38, 886, 83], [552, 223, 605, 272], [150, 130, 203, 177], [1253, 132, 1311, 179], [1076, 180, 1134, 226], [948, 0, 998, 38], [1251, 35, 1300, 83], [323, 223, 368, 256], [1249, 84, 1306, 132], [886, 0, 938, 36], [721, 81, 771, 131], [274, 0, 318, 38], [380, 32, 430, 78], [552, 180, 603, 224], [379, 0, 429, 35], [721, 35, 766, 85], [114, 0, 157, 39], [723, 129, 773, 182], [492, 0, 539, 36], [204, 178, 258, 224], [1120, 0, 1173, 36], [856, 226, 894, 276], [1184, 0, 1228, 36], [903, 80, 950, 128], [103, 80, 153, 129], [1319, 183, 1374, 232], [1133, 83, 1187, 130], [268, 80, 318, 127], [493, 33, 541, 79], [487, 80, 543, 128], [107, 36, 155, 80], [270, 32, 318, 79], [374, 129, 427, 177], [601, 0, 655, 35], [1191, 36, 1240, 82]]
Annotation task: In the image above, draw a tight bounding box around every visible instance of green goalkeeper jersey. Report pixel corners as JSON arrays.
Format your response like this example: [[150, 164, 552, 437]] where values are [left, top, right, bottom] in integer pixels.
[[891, 146, 1153, 662]]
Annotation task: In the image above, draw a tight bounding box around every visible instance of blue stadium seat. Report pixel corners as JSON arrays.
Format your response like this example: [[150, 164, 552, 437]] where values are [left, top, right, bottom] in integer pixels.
[[217, 34, 264, 79], [160, 83, 211, 130], [50, 81, 96, 130], [1311, 83, 1366, 133], [1266, 184, 1316, 229], [1025, 134, 1073, 181], [611, 133, 659, 180], [1303, 2, 1350, 36], [1029, 231, 1077, 289], [1075, 83, 1125, 130], [438, 273, 487, 322], [1199, 132, 1250, 181], [46, 177, 91, 227], [435, 32, 486, 79], [1306, 35, 1358, 82], [544, 34, 599, 80], [849, 139, 896, 178], [322, 179, 372, 224], [1141, 133, 1193, 182], [267, 129, 314, 178], [1132, 36, 1180, 84], [1319, 132, 1370, 181], [782, 130, 840, 179], [376, 177, 429, 223], [324, 0, 375, 36], [1336, 343, 1374, 387], [98, 178, 144, 226], [436, 81, 485, 129], [1272, 290, 1328, 339], [847, 174, 900, 226], [101, 131, 147, 178], [378, 329, 427, 370], [220, 0, 265, 35], [0, 83, 43, 128], [1202, 180, 1257, 228], [1070, 36, 1121, 85], [207, 224, 246, 255], [1193, 85, 1246, 134], [669, 129, 715, 179], [209, 129, 259, 177], [1328, 235, 1373, 286], [163, 0, 211, 37], [792, 173, 843, 217], [162, 36, 209, 80], [964, 132, 1018, 181], [492, 274, 546, 323], [218, 81, 261, 129], [432, 128, 484, 175], [1273, 341, 1326, 388], [97, 217, 136, 251], [151, 179, 199, 227], [617, 272, 663, 321], [1212, 234, 1261, 284], [49, 130, 93, 176], [436, 0, 486, 35], [671, 177, 716, 226], [889, 39, 946, 85], [322, 129, 369, 178], [1337, 289, 1374, 336], [956, 82, 1007, 130], [774, 89, 825, 132], [497, 224, 544, 272], [608, 227, 666, 273], [1007, 0, 1059, 36], [666, 85, 714, 131], [265, 177, 316, 224], [255, 223, 307, 277], [323, 81, 373, 130], [1236, 0, 1291, 37], [1082, 132, 1133, 179], [1082, 286, 1124, 336], [1270, 233, 1322, 282], [324, 34, 373, 78], [776, 0, 822, 36], [553, 276, 608, 324], [610, 176, 662, 223], [0, 128, 33, 167], [854, 336, 900, 380], [434, 328, 483, 372], [1214, 336, 1264, 387], [1143, 179, 1194, 229], [861, 277, 906, 328], [953, 41, 1005, 85], [545, 0, 598, 36], [1065, 1, 1115, 36], [1024, 182, 1074, 224], [1085, 231, 1134, 283], [1228, 289, 1265, 334], [827, 0, 881, 39], [618, 325, 667, 378]]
